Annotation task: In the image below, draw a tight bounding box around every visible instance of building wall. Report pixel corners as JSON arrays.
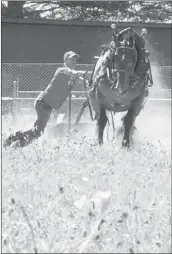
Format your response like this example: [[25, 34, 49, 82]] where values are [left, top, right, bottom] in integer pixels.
[[1, 19, 171, 65]]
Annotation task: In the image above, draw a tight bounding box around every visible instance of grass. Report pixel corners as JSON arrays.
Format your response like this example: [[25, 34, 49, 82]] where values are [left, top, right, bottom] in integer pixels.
[[2, 104, 171, 253]]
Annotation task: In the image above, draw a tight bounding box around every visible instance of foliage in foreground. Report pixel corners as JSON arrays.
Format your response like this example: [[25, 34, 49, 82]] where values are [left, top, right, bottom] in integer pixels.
[[2, 130, 171, 253]]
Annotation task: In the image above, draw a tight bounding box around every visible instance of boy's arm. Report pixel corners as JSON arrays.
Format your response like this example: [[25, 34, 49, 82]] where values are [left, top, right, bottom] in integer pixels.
[[63, 68, 87, 84], [69, 74, 88, 86], [60, 67, 78, 79], [59, 67, 85, 77], [60, 67, 88, 86]]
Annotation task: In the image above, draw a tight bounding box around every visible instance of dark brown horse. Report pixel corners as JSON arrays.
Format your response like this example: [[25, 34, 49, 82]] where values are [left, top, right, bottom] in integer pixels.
[[88, 37, 152, 147]]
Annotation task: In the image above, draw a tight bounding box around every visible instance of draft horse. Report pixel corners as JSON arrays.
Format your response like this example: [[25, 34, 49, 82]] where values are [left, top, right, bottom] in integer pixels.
[[88, 29, 153, 147]]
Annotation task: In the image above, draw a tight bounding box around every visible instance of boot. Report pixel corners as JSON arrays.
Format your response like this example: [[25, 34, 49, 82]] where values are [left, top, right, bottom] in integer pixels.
[[3, 131, 26, 148]]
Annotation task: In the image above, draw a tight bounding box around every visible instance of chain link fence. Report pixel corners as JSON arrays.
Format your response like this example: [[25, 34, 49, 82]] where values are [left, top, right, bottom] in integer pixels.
[[1, 63, 94, 123], [2, 63, 172, 123]]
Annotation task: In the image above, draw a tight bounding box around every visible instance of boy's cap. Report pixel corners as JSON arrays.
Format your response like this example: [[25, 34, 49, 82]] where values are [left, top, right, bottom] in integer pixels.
[[64, 51, 79, 61]]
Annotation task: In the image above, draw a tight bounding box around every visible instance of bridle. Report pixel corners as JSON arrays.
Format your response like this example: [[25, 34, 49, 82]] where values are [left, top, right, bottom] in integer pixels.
[[100, 43, 138, 91]]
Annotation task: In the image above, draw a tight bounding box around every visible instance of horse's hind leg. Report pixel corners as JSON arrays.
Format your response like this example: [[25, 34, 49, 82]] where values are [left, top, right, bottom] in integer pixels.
[[122, 95, 146, 147], [97, 107, 108, 145]]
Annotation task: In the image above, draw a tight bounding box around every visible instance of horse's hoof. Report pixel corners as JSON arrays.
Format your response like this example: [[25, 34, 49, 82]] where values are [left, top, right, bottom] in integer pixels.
[[122, 139, 130, 148], [99, 140, 103, 146]]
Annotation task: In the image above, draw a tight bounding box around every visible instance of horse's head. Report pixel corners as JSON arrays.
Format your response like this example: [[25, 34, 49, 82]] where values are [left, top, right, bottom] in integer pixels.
[[91, 43, 138, 95], [111, 45, 137, 93]]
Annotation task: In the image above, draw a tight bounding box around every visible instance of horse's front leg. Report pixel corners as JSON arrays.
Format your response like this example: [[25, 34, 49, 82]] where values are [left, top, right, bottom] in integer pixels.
[[97, 107, 108, 145], [122, 94, 146, 147], [122, 107, 134, 148]]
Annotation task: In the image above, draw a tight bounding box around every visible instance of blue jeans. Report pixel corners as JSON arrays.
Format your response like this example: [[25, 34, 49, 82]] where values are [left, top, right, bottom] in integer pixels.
[[33, 99, 52, 134]]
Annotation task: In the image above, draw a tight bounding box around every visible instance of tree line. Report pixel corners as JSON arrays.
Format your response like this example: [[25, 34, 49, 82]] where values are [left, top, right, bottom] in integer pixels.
[[1, 1, 172, 23]]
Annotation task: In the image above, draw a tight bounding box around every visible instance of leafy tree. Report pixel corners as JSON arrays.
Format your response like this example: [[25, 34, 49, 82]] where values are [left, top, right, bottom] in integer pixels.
[[1, 1, 172, 23]]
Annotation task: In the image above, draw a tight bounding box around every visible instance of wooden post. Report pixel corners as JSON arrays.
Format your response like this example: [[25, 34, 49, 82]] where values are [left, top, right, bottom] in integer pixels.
[[13, 80, 17, 120], [68, 87, 72, 133], [74, 99, 88, 127], [12, 78, 19, 120]]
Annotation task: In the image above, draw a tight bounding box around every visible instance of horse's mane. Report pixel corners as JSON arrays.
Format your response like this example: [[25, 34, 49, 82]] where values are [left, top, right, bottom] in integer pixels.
[[88, 42, 116, 87]]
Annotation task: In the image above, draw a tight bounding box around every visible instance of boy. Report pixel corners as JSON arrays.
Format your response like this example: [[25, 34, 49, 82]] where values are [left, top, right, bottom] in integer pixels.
[[4, 51, 86, 148]]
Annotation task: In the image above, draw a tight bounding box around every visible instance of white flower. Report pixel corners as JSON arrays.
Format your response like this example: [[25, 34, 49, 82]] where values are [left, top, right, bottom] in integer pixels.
[[74, 195, 88, 210], [90, 191, 111, 216]]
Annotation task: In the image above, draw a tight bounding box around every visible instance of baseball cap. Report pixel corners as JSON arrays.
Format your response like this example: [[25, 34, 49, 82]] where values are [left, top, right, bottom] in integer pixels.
[[64, 51, 79, 61]]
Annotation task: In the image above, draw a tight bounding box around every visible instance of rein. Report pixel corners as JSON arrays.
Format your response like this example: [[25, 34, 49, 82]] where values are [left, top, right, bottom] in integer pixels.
[[83, 72, 94, 121]]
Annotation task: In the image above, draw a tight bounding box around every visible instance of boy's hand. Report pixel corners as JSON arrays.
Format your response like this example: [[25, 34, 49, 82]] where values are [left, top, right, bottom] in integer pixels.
[[77, 70, 86, 74], [76, 71, 87, 78]]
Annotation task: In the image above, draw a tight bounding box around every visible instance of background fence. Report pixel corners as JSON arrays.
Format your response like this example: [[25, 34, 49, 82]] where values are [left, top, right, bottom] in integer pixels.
[[2, 63, 172, 123]]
